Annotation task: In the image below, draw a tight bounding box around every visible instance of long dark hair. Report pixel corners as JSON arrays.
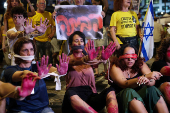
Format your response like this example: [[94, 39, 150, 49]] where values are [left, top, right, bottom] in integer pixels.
[[110, 44, 144, 73], [69, 31, 86, 45], [156, 37, 170, 61]]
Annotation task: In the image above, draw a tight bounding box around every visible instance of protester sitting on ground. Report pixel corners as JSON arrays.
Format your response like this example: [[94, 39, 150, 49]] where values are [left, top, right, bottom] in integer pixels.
[[4, 37, 69, 112], [110, 44, 168, 113], [62, 31, 118, 113], [151, 37, 170, 106], [7, 6, 51, 66]]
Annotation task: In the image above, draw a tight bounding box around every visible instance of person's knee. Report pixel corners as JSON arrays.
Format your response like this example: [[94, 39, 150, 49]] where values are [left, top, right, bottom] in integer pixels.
[[159, 82, 170, 92], [70, 95, 79, 103]]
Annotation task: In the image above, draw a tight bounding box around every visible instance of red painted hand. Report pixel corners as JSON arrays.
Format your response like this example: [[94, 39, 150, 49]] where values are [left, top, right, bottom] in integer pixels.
[[101, 42, 116, 60], [18, 73, 40, 97], [36, 55, 52, 78], [85, 40, 100, 61], [56, 53, 70, 75]]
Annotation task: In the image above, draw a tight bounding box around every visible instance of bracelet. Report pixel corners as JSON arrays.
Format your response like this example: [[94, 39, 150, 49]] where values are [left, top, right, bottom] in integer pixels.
[[2, 34, 6, 36]]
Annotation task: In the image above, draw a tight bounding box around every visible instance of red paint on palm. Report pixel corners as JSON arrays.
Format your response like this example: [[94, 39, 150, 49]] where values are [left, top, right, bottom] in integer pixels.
[[36, 55, 52, 78], [101, 42, 116, 60], [86, 40, 100, 61], [56, 53, 70, 75], [18, 73, 40, 97]]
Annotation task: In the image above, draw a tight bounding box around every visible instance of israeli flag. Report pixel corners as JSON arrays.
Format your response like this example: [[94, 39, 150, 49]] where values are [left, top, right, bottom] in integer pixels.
[[141, 0, 154, 61]]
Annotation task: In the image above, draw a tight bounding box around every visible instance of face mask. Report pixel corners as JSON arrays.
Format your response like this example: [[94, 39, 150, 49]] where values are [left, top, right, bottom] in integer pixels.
[[71, 45, 87, 55], [14, 54, 34, 61]]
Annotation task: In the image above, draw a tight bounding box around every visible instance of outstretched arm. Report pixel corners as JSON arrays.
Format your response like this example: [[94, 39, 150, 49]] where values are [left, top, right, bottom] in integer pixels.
[[0, 73, 40, 100], [11, 70, 38, 82]]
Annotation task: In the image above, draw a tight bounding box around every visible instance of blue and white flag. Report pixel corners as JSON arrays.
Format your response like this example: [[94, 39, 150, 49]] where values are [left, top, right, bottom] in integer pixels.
[[141, 0, 154, 61]]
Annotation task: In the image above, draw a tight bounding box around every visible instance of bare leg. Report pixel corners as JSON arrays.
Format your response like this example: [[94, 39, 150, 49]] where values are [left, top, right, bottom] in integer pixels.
[[70, 95, 97, 113], [129, 98, 148, 113], [0, 98, 6, 113], [106, 91, 118, 113], [159, 82, 170, 105], [154, 96, 168, 113]]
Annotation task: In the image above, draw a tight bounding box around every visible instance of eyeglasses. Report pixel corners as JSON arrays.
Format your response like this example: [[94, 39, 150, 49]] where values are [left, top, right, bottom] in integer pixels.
[[39, 2, 46, 5]]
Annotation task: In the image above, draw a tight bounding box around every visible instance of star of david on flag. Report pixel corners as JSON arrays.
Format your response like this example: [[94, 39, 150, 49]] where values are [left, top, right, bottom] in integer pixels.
[[140, 0, 154, 61]]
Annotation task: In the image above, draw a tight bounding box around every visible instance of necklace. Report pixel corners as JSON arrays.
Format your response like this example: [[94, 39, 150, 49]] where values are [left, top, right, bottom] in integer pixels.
[[127, 71, 130, 78]]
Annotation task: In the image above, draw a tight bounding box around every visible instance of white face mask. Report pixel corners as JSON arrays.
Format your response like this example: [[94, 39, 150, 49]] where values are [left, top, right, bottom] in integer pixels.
[[14, 54, 34, 61]]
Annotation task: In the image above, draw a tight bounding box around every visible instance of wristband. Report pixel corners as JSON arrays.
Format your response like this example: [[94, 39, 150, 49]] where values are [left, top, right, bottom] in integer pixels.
[[2, 34, 6, 36]]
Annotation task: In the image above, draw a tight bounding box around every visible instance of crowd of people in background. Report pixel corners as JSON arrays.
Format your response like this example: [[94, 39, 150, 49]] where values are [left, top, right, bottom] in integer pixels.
[[0, 0, 170, 112]]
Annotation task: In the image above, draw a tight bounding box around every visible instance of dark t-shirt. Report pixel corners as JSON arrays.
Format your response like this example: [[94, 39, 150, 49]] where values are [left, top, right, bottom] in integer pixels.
[[151, 60, 170, 87], [4, 64, 49, 112]]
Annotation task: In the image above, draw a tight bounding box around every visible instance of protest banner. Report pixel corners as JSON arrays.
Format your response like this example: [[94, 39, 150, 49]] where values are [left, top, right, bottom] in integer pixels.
[[55, 5, 103, 40]]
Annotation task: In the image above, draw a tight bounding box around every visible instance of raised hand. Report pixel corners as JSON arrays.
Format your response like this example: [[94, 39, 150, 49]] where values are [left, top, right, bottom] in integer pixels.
[[85, 40, 100, 61], [56, 53, 70, 75], [23, 18, 36, 34], [18, 73, 40, 97], [36, 55, 52, 78], [35, 18, 51, 34], [101, 42, 116, 60]]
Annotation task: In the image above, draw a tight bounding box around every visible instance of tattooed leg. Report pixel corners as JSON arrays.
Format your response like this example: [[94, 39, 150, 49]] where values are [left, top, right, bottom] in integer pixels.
[[70, 95, 97, 113], [106, 91, 118, 113]]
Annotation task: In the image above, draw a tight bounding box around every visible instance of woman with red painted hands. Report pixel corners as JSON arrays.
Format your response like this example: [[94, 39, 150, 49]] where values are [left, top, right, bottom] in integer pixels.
[[3, 37, 69, 113], [110, 44, 168, 113], [62, 31, 118, 113]]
